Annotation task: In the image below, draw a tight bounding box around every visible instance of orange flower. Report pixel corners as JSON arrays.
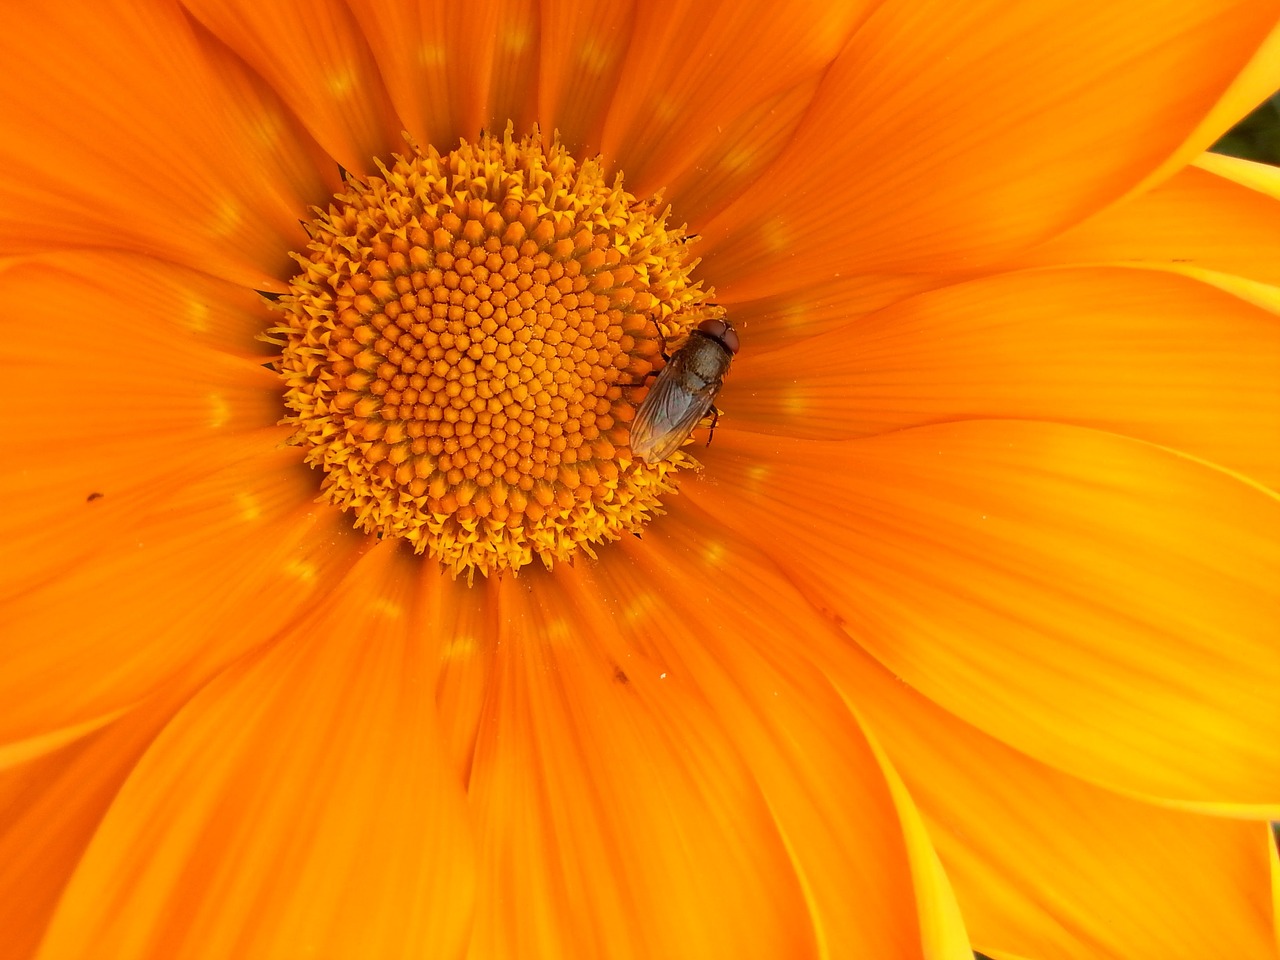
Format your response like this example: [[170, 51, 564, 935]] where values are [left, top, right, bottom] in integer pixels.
[[2, 1, 1279, 957]]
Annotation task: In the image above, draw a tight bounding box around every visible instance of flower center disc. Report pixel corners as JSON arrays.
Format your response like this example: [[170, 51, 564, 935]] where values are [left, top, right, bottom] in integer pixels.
[[273, 128, 721, 578]]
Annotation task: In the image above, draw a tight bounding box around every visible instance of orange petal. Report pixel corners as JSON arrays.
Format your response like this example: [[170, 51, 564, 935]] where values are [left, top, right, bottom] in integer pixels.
[[576, 503, 973, 956], [349, 0, 540, 148], [688, 420, 1280, 811], [35, 542, 476, 959], [724, 267, 1280, 487], [1008, 160, 1280, 288], [1197, 149, 1280, 197], [180, 0, 404, 175], [654, 77, 826, 229], [720, 272, 950, 356], [827, 639, 1279, 960], [26, 250, 284, 360], [415, 568, 502, 784], [531, 0, 636, 154], [463, 564, 820, 959], [0, 445, 366, 750], [483, 0, 543, 135], [598, 0, 867, 207], [858, 729, 973, 960], [0, 253, 287, 606], [0, 2, 336, 291], [700, 0, 1280, 293], [1132, 20, 1280, 194], [1271, 843, 1280, 949], [0, 688, 193, 958]]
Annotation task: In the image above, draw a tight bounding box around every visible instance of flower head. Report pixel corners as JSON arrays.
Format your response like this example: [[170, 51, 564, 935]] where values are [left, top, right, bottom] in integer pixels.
[[271, 126, 714, 576], [2, 1, 1280, 958]]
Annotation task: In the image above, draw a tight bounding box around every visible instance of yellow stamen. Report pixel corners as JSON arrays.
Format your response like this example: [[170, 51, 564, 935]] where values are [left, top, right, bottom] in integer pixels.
[[269, 126, 722, 578]]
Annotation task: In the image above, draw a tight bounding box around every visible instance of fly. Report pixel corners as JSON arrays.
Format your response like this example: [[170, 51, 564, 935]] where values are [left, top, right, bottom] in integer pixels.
[[628, 318, 740, 464]]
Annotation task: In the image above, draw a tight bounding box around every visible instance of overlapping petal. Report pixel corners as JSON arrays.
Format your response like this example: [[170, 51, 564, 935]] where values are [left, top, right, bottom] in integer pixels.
[[349, 0, 540, 148], [417, 571, 503, 782], [577, 504, 972, 957], [0, 446, 364, 752], [461, 565, 819, 959], [0, 252, 368, 750], [598, 0, 866, 205], [1131, 22, 1280, 192], [690, 420, 1280, 811], [34, 543, 477, 960], [180, 0, 405, 175], [0, 2, 337, 290], [828, 640, 1279, 960], [0, 688, 194, 958], [526, 0, 637, 153], [0, 253, 284, 593], [1008, 159, 1280, 288], [732, 83, 870, 236], [724, 267, 1280, 486], [700, 0, 1280, 294], [718, 273, 950, 356]]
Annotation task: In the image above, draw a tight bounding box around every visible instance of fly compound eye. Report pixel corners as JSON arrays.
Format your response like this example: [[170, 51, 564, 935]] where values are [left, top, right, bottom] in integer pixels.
[[696, 318, 740, 354], [719, 323, 740, 355]]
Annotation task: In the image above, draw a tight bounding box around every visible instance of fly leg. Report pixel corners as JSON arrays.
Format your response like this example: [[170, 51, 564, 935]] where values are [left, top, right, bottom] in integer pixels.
[[704, 405, 721, 446], [656, 332, 672, 363], [615, 366, 660, 390], [615, 330, 671, 389]]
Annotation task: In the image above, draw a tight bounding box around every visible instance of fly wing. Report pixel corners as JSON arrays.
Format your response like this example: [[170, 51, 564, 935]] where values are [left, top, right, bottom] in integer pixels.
[[628, 356, 718, 463]]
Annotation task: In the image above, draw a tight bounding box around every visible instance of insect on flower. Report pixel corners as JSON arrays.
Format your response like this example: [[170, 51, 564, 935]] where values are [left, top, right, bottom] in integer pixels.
[[629, 318, 740, 463]]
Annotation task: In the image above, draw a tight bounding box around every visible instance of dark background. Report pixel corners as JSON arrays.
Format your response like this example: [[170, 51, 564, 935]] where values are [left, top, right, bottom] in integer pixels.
[[1213, 91, 1280, 163]]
